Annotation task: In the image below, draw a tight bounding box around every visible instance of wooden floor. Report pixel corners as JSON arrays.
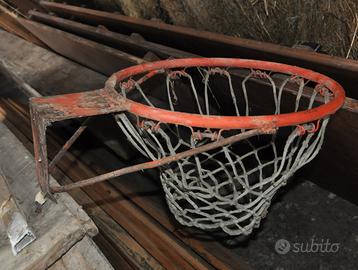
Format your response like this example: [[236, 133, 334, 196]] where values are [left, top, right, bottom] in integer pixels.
[[0, 30, 358, 269]]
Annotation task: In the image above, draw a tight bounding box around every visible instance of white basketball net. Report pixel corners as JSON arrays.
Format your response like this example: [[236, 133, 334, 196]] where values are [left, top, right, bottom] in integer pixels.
[[114, 66, 331, 235]]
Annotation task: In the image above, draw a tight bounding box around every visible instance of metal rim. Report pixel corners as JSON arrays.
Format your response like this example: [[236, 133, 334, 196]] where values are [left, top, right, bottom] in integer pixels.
[[106, 58, 345, 129]]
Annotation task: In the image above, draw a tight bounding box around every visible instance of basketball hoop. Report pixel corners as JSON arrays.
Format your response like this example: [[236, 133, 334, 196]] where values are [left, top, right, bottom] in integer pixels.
[[30, 58, 345, 235]]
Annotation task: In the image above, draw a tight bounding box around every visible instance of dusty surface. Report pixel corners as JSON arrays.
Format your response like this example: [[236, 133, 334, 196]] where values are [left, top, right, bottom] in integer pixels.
[[49, 236, 114, 270], [226, 179, 358, 269]]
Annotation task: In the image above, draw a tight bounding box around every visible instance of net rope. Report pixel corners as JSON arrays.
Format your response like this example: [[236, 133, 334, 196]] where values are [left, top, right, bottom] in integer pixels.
[[114, 66, 331, 235]]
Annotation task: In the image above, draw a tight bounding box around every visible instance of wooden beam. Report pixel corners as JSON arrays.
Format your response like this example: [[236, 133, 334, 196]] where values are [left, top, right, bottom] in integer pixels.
[[5, 0, 46, 14], [0, 5, 45, 47], [29, 10, 196, 59], [18, 18, 144, 76]]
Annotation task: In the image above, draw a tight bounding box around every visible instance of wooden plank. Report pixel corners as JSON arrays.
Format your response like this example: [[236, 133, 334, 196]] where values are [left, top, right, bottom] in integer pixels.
[[0, 5, 45, 47], [92, 233, 134, 270], [29, 11, 196, 59], [49, 236, 115, 270], [40, 1, 358, 99], [0, 119, 99, 270], [18, 18, 144, 76], [52, 164, 165, 270], [6, 0, 46, 14]]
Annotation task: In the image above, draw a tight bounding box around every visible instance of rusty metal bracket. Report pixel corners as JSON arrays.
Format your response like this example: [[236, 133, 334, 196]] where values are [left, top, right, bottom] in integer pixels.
[[29, 87, 127, 197]]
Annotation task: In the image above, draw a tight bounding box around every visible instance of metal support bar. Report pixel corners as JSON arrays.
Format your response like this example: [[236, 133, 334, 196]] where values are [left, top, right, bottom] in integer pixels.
[[51, 128, 276, 193], [48, 118, 90, 172], [29, 104, 50, 195]]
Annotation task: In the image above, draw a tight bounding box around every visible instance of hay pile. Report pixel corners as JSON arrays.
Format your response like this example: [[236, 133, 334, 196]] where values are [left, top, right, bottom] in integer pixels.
[[57, 0, 358, 59]]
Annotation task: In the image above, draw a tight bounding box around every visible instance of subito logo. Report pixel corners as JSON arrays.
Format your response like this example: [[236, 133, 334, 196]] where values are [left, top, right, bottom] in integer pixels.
[[275, 239, 291, 255]]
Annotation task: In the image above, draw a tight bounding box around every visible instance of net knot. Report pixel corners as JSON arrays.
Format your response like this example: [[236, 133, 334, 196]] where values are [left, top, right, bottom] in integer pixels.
[[168, 70, 187, 79], [251, 70, 269, 79], [120, 78, 136, 91], [206, 68, 229, 76], [315, 84, 333, 97], [191, 129, 222, 141], [296, 120, 320, 136], [289, 75, 304, 85], [137, 120, 161, 132]]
